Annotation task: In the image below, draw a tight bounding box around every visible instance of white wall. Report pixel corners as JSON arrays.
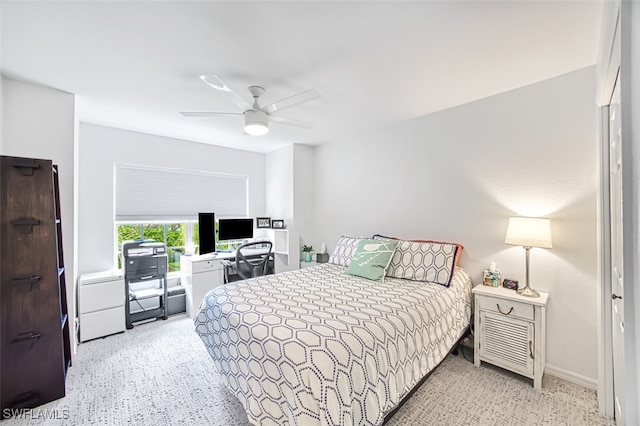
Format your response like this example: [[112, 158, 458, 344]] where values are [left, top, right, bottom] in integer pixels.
[[1, 76, 77, 349], [312, 67, 599, 384], [292, 144, 315, 248], [77, 123, 266, 275], [265, 144, 315, 252], [265, 145, 294, 227]]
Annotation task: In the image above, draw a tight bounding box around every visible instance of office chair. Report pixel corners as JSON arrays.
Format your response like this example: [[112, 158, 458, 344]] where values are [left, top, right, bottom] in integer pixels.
[[226, 241, 273, 280]]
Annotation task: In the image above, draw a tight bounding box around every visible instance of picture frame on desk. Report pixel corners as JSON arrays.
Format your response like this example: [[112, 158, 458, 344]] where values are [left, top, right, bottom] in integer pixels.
[[271, 219, 285, 229], [256, 217, 271, 228]]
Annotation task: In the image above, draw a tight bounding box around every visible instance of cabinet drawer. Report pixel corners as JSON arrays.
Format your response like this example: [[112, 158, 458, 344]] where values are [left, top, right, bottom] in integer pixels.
[[79, 279, 124, 314], [477, 295, 534, 321], [192, 259, 223, 274], [79, 307, 125, 342]]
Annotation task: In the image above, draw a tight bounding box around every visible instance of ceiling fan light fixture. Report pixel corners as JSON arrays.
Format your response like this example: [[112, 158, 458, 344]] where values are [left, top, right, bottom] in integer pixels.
[[186, 75, 318, 134], [244, 110, 269, 136]]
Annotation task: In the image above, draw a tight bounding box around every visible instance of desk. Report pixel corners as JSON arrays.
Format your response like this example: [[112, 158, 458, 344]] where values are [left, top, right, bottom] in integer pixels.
[[180, 249, 272, 318]]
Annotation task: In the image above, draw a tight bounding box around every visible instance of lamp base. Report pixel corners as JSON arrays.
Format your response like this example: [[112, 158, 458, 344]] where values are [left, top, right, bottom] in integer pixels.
[[517, 285, 540, 298]]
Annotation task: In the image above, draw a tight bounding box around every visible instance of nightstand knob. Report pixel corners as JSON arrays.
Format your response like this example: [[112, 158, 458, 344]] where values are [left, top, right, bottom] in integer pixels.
[[612, 293, 623, 300]]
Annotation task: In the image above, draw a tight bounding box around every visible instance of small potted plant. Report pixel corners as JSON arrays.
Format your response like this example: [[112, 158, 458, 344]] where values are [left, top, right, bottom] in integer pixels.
[[302, 245, 313, 262]]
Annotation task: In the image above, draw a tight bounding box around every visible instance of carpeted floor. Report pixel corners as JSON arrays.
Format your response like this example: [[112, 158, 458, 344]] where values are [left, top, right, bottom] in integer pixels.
[[3, 315, 613, 425]]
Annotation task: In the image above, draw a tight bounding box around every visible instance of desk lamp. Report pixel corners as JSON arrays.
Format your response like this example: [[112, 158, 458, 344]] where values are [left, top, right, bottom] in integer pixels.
[[504, 217, 552, 298]]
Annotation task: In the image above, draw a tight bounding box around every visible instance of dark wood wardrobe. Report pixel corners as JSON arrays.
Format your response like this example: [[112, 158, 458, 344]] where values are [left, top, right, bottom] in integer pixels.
[[0, 155, 71, 416]]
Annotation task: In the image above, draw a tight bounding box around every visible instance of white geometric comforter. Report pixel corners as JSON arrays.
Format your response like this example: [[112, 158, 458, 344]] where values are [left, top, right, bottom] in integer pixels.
[[195, 263, 472, 426]]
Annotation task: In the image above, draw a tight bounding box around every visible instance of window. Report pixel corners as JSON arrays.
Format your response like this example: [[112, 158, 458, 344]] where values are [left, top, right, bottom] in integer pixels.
[[114, 163, 248, 222], [117, 223, 187, 272], [116, 221, 245, 272], [114, 163, 250, 272]]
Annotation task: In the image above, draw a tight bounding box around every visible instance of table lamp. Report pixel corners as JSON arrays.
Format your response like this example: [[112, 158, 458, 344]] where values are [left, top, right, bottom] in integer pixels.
[[504, 216, 552, 297]]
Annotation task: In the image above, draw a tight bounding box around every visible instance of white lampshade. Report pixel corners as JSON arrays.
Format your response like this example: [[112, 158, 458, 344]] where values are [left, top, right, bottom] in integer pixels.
[[244, 110, 269, 136], [504, 217, 553, 248]]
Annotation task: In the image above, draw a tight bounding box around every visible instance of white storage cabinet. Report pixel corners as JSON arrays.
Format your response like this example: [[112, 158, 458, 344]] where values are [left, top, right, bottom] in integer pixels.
[[78, 270, 126, 342], [180, 256, 224, 318], [473, 285, 549, 389]]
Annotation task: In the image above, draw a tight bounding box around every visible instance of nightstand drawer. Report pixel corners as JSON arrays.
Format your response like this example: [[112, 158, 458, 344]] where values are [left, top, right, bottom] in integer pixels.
[[478, 295, 534, 321]]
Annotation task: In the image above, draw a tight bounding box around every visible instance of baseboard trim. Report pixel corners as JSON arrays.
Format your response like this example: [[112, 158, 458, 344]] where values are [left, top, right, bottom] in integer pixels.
[[545, 364, 597, 390]]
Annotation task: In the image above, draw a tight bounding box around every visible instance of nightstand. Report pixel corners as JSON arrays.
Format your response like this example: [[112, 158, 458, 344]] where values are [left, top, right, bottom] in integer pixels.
[[299, 260, 319, 269], [472, 285, 549, 389]]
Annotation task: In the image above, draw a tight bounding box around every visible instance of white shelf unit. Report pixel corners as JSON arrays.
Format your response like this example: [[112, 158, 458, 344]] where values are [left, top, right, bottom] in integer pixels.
[[255, 229, 299, 273], [272, 229, 300, 273]]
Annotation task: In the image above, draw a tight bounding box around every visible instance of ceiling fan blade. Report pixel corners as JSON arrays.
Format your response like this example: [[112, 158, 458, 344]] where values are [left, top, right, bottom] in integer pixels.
[[199, 74, 231, 91], [180, 111, 242, 117], [199, 74, 252, 111], [263, 89, 320, 114], [270, 115, 314, 129]]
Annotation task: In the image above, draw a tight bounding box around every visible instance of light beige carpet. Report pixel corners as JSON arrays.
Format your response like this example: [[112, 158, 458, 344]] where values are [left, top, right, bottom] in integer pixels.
[[3, 315, 613, 426]]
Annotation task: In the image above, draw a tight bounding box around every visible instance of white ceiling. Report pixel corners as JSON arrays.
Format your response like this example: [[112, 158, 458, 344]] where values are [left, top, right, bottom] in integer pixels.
[[1, 1, 603, 153]]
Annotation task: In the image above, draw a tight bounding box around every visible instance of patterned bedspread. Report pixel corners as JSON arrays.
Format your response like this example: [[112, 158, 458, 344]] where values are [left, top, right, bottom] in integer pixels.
[[195, 263, 472, 426]]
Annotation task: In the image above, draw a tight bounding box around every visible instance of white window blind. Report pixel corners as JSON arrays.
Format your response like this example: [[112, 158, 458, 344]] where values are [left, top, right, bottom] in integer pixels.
[[115, 163, 248, 222]]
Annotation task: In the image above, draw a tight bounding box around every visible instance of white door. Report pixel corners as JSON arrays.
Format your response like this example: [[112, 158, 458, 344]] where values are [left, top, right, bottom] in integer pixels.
[[609, 72, 625, 425]]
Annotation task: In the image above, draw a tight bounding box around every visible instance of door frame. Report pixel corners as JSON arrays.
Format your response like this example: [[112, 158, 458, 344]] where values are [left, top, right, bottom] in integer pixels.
[[595, 0, 620, 418], [597, 103, 614, 417], [597, 1, 640, 423]]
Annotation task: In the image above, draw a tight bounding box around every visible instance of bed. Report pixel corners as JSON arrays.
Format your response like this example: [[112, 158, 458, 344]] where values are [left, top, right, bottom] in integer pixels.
[[194, 237, 472, 426]]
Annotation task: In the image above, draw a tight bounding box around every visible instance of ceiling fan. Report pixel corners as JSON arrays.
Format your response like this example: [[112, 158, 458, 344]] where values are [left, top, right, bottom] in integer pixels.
[[180, 74, 320, 136]]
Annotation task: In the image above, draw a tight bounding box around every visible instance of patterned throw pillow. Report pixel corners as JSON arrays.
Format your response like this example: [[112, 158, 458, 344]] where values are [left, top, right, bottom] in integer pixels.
[[372, 235, 459, 286], [328, 236, 361, 266], [372, 234, 463, 266], [344, 239, 399, 282], [391, 241, 457, 286]]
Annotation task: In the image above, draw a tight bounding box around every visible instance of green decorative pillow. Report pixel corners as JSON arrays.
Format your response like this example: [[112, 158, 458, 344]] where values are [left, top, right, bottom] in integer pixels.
[[344, 239, 399, 282]]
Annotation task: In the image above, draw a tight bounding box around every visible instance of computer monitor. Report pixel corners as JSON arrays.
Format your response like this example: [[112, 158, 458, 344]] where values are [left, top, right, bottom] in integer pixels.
[[198, 212, 216, 255], [218, 218, 254, 241]]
